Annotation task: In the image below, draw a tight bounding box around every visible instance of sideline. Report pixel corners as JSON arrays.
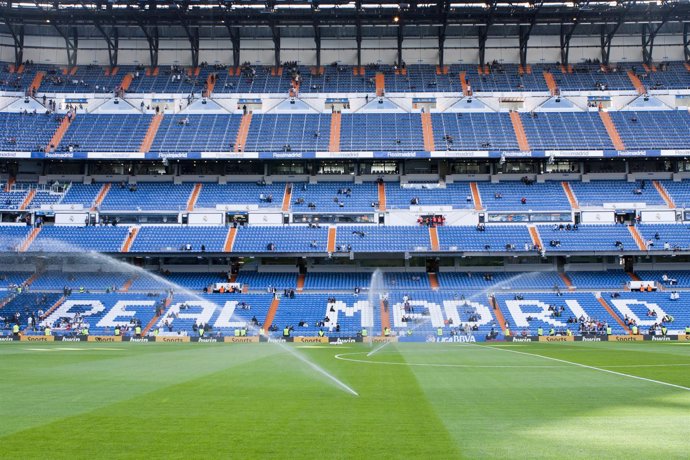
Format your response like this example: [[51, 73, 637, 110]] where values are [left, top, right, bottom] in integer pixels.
[[479, 344, 690, 392], [335, 351, 567, 369], [335, 350, 690, 370]]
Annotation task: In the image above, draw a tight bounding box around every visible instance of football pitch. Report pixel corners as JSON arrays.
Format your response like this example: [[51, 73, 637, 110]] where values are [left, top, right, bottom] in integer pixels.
[[1, 341, 689, 459]]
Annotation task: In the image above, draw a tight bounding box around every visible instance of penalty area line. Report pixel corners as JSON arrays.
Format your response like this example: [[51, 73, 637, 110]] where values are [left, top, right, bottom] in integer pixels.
[[479, 344, 690, 392]]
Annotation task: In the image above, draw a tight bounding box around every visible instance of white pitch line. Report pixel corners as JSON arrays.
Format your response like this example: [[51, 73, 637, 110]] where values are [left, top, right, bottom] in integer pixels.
[[335, 351, 690, 370], [335, 352, 567, 369], [480, 344, 690, 392]]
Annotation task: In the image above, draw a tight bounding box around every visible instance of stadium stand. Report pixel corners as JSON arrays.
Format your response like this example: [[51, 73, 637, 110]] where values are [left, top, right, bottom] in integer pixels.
[[149, 114, 242, 153], [537, 225, 638, 252], [29, 271, 130, 291], [99, 183, 194, 211], [658, 180, 690, 208], [339, 114, 425, 151], [0, 272, 31, 289], [128, 272, 226, 291], [636, 224, 690, 251], [28, 226, 130, 252], [609, 110, 690, 150], [335, 225, 431, 252], [155, 293, 275, 336], [386, 182, 473, 209], [57, 114, 152, 152], [520, 112, 614, 150], [431, 113, 519, 151], [0, 226, 32, 251], [565, 271, 633, 289], [546, 63, 635, 91], [60, 183, 102, 209], [235, 271, 297, 290], [437, 226, 535, 252], [233, 225, 328, 253], [271, 293, 375, 337], [243, 114, 331, 152], [477, 181, 571, 211], [129, 226, 229, 253], [303, 272, 373, 291], [290, 182, 378, 212], [569, 180, 665, 207], [495, 292, 628, 334], [9, 62, 690, 96], [437, 272, 566, 290], [0, 112, 59, 152]]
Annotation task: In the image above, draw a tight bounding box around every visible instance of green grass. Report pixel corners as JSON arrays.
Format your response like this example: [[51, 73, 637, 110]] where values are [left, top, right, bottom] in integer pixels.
[[1, 342, 689, 459]]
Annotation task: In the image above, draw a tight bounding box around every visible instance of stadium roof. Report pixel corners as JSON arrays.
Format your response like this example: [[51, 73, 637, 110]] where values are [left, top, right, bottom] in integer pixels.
[[1, 0, 689, 67], [2, 1, 689, 33]]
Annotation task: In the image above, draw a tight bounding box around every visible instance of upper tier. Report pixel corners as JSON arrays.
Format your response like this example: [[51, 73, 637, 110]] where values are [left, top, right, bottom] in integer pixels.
[[5, 61, 690, 95]]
